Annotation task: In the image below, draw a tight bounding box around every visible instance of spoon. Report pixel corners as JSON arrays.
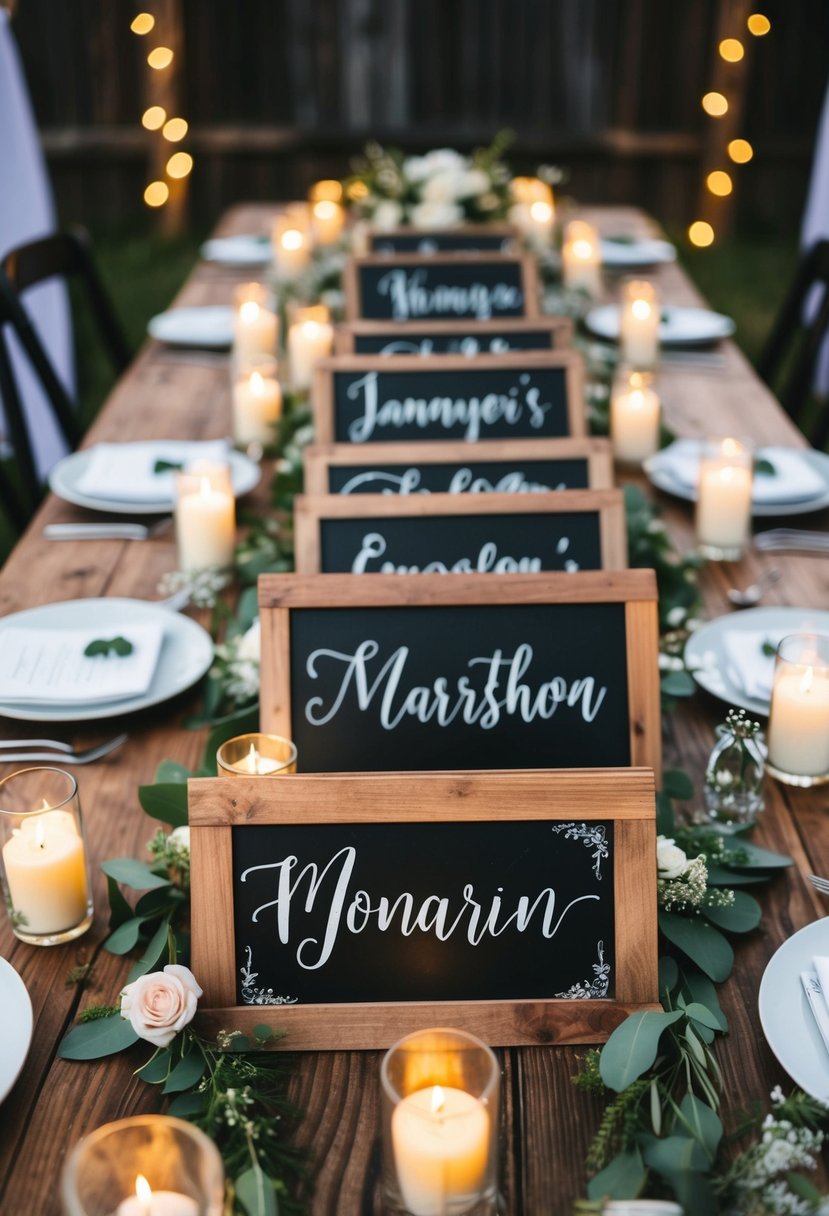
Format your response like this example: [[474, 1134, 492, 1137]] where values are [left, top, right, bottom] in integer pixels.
[[727, 567, 782, 608]]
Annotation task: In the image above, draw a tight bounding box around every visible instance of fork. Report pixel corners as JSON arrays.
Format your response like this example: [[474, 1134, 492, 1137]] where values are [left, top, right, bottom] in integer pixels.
[[755, 529, 829, 554], [810, 875, 829, 896], [0, 733, 128, 765]]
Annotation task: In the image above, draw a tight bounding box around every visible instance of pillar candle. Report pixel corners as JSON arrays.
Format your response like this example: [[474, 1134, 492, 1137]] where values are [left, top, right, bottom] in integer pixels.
[[312, 199, 346, 245], [233, 299, 278, 362], [288, 317, 334, 390], [695, 438, 753, 558], [273, 206, 313, 277], [619, 279, 660, 368], [175, 470, 236, 572], [561, 220, 602, 296], [232, 367, 282, 447], [391, 1085, 490, 1216], [2, 808, 88, 935], [610, 373, 661, 464], [768, 639, 829, 779]]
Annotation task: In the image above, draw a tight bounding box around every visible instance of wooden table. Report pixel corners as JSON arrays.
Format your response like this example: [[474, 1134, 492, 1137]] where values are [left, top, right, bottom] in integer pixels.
[[1, 205, 828, 1215]]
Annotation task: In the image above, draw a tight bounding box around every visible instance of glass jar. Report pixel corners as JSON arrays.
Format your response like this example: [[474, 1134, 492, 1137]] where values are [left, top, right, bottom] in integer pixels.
[[703, 708, 766, 831]]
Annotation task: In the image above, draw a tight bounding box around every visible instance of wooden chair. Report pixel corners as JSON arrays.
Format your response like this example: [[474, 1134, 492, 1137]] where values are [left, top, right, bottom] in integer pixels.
[[756, 239, 829, 448]]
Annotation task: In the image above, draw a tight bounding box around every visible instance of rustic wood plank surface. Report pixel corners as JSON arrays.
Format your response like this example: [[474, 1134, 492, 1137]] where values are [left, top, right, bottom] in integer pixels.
[[0, 202, 828, 1215]]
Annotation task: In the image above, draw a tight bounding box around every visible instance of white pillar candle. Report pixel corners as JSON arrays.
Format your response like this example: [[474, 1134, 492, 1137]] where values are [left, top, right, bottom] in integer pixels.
[[509, 178, 555, 246], [768, 637, 829, 780], [116, 1174, 199, 1216], [695, 437, 753, 559], [391, 1085, 490, 1216], [610, 373, 661, 464], [175, 469, 236, 573], [273, 206, 313, 278], [232, 366, 282, 447], [1, 807, 88, 935], [312, 199, 346, 245], [233, 300, 278, 362], [288, 316, 334, 391], [561, 220, 602, 297], [619, 279, 660, 368]]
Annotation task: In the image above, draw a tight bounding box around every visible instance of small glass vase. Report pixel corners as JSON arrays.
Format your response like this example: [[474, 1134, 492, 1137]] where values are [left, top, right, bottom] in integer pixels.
[[703, 708, 766, 832]]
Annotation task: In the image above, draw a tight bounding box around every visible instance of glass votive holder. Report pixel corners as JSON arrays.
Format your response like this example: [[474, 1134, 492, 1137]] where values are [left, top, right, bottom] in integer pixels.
[[609, 366, 661, 466], [61, 1115, 225, 1216], [619, 278, 660, 369], [695, 436, 753, 561], [216, 733, 298, 776], [560, 220, 602, 297], [272, 205, 313, 279], [766, 634, 829, 787], [0, 767, 93, 946], [381, 1027, 499, 1216], [231, 356, 283, 450], [174, 463, 236, 574], [232, 282, 279, 362], [286, 304, 334, 393]]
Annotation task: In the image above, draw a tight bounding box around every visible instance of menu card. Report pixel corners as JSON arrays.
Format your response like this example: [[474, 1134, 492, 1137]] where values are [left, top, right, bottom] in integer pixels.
[[0, 622, 165, 703]]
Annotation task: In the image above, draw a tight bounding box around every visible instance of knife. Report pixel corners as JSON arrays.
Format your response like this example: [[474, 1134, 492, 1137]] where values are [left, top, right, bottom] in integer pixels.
[[43, 522, 160, 541]]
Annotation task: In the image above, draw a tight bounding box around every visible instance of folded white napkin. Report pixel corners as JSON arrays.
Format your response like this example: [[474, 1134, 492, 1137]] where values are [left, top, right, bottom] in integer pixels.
[[722, 628, 782, 701], [650, 440, 826, 504], [802, 958, 829, 1056], [74, 440, 230, 503], [0, 622, 165, 704]]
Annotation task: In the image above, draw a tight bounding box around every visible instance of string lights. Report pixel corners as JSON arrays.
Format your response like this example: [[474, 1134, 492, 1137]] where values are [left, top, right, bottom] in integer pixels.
[[688, 11, 771, 247], [130, 9, 193, 211]]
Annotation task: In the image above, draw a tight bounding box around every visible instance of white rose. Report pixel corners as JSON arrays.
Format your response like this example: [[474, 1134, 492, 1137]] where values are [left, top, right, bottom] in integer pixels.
[[403, 156, 431, 183], [236, 618, 261, 663], [456, 168, 490, 198], [409, 201, 463, 230], [424, 149, 466, 174], [421, 170, 465, 203], [656, 835, 688, 880], [168, 826, 190, 851], [371, 200, 403, 231], [120, 964, 203, 1048]]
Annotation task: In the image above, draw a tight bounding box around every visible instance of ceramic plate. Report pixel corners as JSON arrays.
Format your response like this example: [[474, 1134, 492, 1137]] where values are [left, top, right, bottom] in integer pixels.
[[645, 444, 829, 517], [147, 305, 234, 349], [0, 957, 33, 1104], [0, 598, 213, 722], [600, 237, 676, 268], [759, 917, 829, 1102], [585, 304, 735, 346], [684, 606, 829, 715], [200, 236, 272, 267], [49, 446, 260, 515]]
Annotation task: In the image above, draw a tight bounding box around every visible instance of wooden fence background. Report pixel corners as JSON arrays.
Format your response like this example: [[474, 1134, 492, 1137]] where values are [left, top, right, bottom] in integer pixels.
[[10, 0, 829, 234]]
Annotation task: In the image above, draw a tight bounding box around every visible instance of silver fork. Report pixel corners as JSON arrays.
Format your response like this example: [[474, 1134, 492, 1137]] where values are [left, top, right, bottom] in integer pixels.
[[809, 874, 829, 895], [43, 518, 172, 542], [755, 529, 829, 554], [0, 733, 128, 765]]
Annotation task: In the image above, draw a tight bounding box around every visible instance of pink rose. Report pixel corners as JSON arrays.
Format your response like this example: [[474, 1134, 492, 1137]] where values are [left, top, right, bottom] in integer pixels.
[[120, 964, 203, 1048]]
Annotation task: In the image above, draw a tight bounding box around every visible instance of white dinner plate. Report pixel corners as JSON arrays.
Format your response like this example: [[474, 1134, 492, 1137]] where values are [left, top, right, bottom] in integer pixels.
[[684, 606, 829, 716], [0, 598, 213, 722], [200, 235, 272, 267], [49, 446, 260, 515], [585, 304, 735, 346], [759, 917, 829, 1102], [147, 305, 234, 349], [645, 443, 829, 517], [600, 237, 676, 268], [0, 957, 33, 1104]]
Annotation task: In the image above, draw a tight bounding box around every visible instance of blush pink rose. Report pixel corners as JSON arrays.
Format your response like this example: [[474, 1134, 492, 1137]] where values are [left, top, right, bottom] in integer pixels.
[[120, 964, 203, 1047]]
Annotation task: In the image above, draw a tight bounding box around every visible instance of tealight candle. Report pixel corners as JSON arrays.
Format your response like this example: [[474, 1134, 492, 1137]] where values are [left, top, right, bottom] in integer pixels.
[[116, 1174, 198, 1216], [767, 634, 829, 786], [695, 437, 753, 560], [619, 278, 660, 368], [561, 219, 602, 297], [288, 306, 334, 391], [232, 283, 278, 362], [273, 206, 312, 278], [175, 465, 235, 573], [232, 359, 282, 448], [312, 198, 346, 245], [216, 732, 297, 777], [610, 368, 661, 465]]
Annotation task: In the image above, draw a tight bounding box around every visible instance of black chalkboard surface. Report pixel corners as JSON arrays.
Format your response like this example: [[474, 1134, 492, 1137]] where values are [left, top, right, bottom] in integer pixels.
[[334, 318, 573, 356], [344, 253, 539, 321], [367, 226, 518, 254], [312, 353, 586, 444]]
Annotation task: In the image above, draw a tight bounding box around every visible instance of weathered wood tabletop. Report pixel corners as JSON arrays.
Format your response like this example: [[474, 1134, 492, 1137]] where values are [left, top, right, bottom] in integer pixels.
[[1, 204, 828, 1215]]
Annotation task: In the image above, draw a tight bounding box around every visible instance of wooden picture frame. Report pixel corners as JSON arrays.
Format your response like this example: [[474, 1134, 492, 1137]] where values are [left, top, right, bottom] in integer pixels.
[[303, 438, 613, 497], [293, 489, 628, 574], [311, 351, 587, 445], [190, 767, 660, 1050], [333, 316, 573, 355], [258, 570, 661, 778], [366, 224, 520, 253], [343, 251, 540, 321]]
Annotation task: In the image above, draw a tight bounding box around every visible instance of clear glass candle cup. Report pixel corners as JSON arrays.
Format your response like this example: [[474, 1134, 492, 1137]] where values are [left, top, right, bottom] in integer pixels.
[[695, 436, 753, 561], [609, 366, 661, 466], [0, 766, 93, 946], [381, 1027, 500, 1216], [231, 355, 283, 451], [174, 462, 236, 575], [216, 733, 298, 777], [766, 633, 829, 787], [619, 278, 660, 370], [232, 281, 279, 362], [61, 1115, 225, 1216]]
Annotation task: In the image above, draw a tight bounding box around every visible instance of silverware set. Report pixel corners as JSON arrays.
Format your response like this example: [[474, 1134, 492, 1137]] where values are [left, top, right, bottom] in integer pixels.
[[0, 733, 127, 765], [754, 529, 829, 554]]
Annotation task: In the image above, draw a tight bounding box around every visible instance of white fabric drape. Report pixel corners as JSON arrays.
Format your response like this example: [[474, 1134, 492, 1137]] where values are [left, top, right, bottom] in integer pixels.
[[0, 9, 75, 478], [801, 76, 829, 399]]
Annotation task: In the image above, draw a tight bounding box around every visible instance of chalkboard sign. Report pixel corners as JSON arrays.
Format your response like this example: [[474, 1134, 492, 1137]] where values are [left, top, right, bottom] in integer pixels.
[[367, 225, 519, 254], [294, 490, 627, 575], [334, 317, 573, 355], [312, 352, 586, 445], [258, 572, 661, 777], [343, 252, 539, 321], [190, 768, 660, 1049], [303, 438, 613, 497]]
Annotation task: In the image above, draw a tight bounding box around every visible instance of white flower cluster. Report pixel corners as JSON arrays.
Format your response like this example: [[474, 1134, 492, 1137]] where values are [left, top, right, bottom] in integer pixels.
[[727, 1106, 827, 1215], [212, 618, 261, 707], [656, 835, 734, 912], [354, 145, 510, 230]]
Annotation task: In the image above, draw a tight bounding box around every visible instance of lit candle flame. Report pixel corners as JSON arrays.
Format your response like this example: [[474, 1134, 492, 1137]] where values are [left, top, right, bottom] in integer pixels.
[[281, 229, 303, 251], [135, 1174, 152, 1212], [632, 298, 651, 320], [430, 1085, 446, 1115], [246, 743, 260, 773], [801, 666, 815, 695], [529, 200, 553, 223], [198, 477, 212, 498], [313, 200, 338, 221], [629, 389, 646, 411], [240, 300, 260, 324], [34, 820, 46, 850], [250, 371, 265, 396], [572, 238, 594, 260]]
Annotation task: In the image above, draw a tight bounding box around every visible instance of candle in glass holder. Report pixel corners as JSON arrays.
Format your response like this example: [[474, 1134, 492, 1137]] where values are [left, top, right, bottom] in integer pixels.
[[216, 733, 297, 776], [232, 358, 282, 447], [610, 369, 661, 465], [766, 634, 829, 786], [695, 437, 753, 560], [175, 465, 235, 573], [116, 1174, 198, 1216], [312, 199, 346, 245], [619, 279, 660, 368], [309, 179, 344, 204], [232, 283, 278, 361], [273, 206, 312, 277], [509, 177, 555, 246], [561, 220, 602, 296], [288, 305, 334, 390]]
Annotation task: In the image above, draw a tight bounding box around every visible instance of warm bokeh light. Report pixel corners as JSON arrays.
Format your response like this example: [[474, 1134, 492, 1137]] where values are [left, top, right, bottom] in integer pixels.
[[719, 38, 744, 62], [162, 117, 188, 142], [280, 229, 304, 251], [147, 46, 174, 69], [141, 106, 166, 131], [310, 179, 343, 203], [313, 200, 339, 222], [702, 92, 729, 117], [747, 13, 771, 35], [166, 152, 193, 179], [144, 181, 169, 207], [688, 221, 715, 247], [130, 13, 155, 35], [707, 170, 733, 197], [728, 138, 754, 163], [530, 200, 554, 223], [346, 180, 369, 201]]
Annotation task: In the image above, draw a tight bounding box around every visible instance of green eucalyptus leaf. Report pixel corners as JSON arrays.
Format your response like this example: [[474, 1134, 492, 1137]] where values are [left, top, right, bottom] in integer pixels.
[[134, 887, 175, 917], [162, 1049, 207, 1094], [106, 874, 134, 931], [684, 1023, 706, 1066], [586, 1148, 646, 1201], [678, 1093, 722, 1161], [681, 969, 728, 1031], [100, 858, 170, 891], [105, 916, 149, 955], [600, 1010, 684, 1091], [59, 1014, 138, 1060], [786, 1171, 823, 1202], [659, 911, 734, 982], [718, 838, 792, 869], [166, 1091, 208, 1118], [138, 781, 189, 828], [682, 1001, 723, 1033], [662, 769, 694, 801], [659, 955, 679, 1000], [642, 1133, 709, 1175], [155, 760, 192, 784], [235, 1165, 279, 1216], [702, 890, 761, 934], [127, 916, 172, 982], [137, 1048, 173, 1083], [650, 1079, 662, 1136], [705, 864, 767, 886], [660, 671, 696, 697]]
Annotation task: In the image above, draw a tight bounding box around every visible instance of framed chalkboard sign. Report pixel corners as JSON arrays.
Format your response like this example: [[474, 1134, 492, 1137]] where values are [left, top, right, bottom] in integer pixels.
[[367, 224, 520, 254], [303, 438, 613, 497], [311, 352, 586, 445], [190, 767, 659, 1050], [293, 490, 627, 575], [343, 252, 539, 322], [258, 571, 661, 777], [334, 316, 573, 356]]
